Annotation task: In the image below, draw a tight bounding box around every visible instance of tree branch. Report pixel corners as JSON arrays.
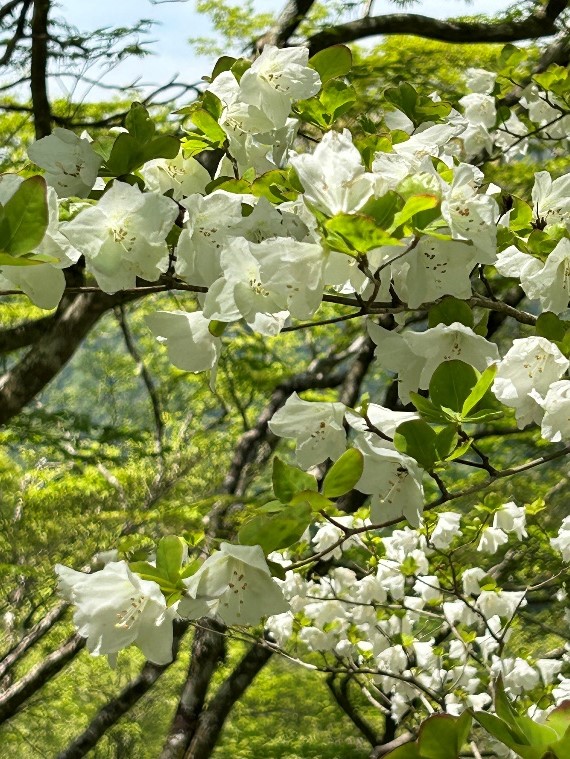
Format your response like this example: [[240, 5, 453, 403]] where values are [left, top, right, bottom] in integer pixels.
[[327, 673, 379, 746], [159, 619, 226, 759], [57, 622, 188, 759], [183, 641, 273, 759], [0, 633, 84, 724], [0, 291, 142, 426], [0, 600, 67, 683], [256, 0, 317, 50], [30, 0, 51, 138], [307, 2, 568, 55], [0, 313, 58, 354]]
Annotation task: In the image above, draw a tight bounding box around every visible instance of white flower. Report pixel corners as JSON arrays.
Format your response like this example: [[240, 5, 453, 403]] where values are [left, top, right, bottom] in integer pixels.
[[346, 403, 418, 437], [291, 129, 376, 216], [504, 657, 540, 694], [476, 590, 526, 620], [493, 501, 527, 540], [55, 561, 175, 665], [240, 45, 321, 128], [539, 380, 570, 443], [465, 68, 497, 94], [492, 337, 569, 427], [477, 526, 508, 554], [179, 543, 289, 626], [532, 171, 570, 230], [551, 516, 570, 562], [413, 575, 442, 603], [312, 517, 356, 560], [145, 310, 221, 385], [368, 320, 499, 404], [28, 127, 101, 197], [62, 181, 178, 293], [441, 163, 499, 262], [462, 567, 487, 596], [459, 93, 497, 129], [537, 658, 563, 685], [175, 190, 244, 287], [141, 152, 210, 200], [392, 237, 479, 308], [430, 512, 462, 549], [354, 433, 424, 527], [203, 236, 325, 334], [520, 238, 570, 314], [268, 392, 347, 468]]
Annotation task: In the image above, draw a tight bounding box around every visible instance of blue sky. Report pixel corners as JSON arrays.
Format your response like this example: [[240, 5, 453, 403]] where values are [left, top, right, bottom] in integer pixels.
[[50, 0, 513, 102]]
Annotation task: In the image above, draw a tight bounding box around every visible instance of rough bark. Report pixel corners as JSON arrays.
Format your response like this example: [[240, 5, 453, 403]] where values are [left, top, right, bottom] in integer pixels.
[[30, 0, 51, 138], [307, 0, 568, 55], [159, 619, 226, 759], [0, 601, 67, 683], [0, 633, 84, 724], [183, 643, 273, 759], [256, 0, 317, 50], [0, 291, 141, 426]]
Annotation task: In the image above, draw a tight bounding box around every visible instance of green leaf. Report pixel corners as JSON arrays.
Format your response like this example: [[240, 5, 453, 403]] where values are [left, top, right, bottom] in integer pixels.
[[209, 55, 237, 82], [320, 80, 357, 121], [230, 58, 251, 82], [189, 108, 227, 144], [384, 82, 452, 127], [290, 490, 333, 512], [156, 535, 186, 584], [238, 502, 312, 554], [359, 191, 403, 229], [272, 457, 318, 503], [141, 135, 181, 163], [384, 744, 420, 758], [536, 312, 568, 342], [417, 711, 472, 758], [429, 360, 479, 414], [435, 425, 459, 461], [388, 194, 439, 234], [208, 320, 227, 337], [105, 133, 141, 176], [409, 392, 452, 424], [0, 176, 48, 255], [322, 448, 364, 498], [125, 102, 155, 143], [545, 701, 570, 740], [428, 297, 474, 329], [324, 213, 399, 255], [309, 45, 352, 83], [393, 419, 437, 470], [461, 364, 497, 416]]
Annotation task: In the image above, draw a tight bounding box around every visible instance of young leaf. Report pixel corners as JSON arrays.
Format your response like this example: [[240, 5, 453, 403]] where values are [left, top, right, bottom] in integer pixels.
[[461, 364, 497, 416], [393, 419, 437, 470], [309, 45, 352, 84], [322, 448, 364, 498], [429, 360, 479, 414], [272, 457, 318, 503], [428, 297, 474, 329], [1, 176, 48, 255], [238, 502, 312, 553], [156, 535, 186, 584]]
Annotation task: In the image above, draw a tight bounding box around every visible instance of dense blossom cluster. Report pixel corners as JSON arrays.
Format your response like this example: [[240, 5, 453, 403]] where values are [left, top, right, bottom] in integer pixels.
[[4, 42, 570, 754]]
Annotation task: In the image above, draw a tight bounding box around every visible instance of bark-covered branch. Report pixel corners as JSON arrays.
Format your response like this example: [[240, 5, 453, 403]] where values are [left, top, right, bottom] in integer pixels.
[[30, 0, 51, 138], [256, 0, 317, 50], [159, 619, 226, 759], [327, 674, 379, 747], [0, 633, 84, 724], [307, 0, 569, 55], [0, 600, 67, 682], [0, 313, 58, 354], [0, 291, 142, 426], [183, 642, 273, 759], [56, 623, 187, 759]]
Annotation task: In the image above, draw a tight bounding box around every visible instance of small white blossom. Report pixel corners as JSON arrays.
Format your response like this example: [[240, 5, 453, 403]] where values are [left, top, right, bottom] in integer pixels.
[[493, 336, 569, 427], [430, 512, 462, 549], [268, 392, 346, 468], [493, 501, 527, 540], [55, 561, 175, 665], [28, 127, 101, 197], [477, 526, 508, 554]]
